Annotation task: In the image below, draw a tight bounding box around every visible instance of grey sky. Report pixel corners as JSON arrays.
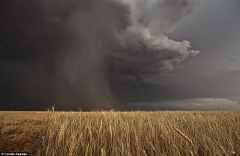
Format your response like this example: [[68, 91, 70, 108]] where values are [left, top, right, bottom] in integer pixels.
[[168, 0, 240, 102], [0, 0, 239, 111], [115, 0, 240, 110]]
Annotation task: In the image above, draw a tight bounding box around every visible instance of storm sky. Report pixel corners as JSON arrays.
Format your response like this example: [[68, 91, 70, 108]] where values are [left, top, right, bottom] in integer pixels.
[[0, 0, 240, 111]]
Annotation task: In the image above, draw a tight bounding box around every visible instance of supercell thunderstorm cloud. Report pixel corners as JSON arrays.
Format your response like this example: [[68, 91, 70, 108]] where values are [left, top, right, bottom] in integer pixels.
[[1, 0, 239, 110]]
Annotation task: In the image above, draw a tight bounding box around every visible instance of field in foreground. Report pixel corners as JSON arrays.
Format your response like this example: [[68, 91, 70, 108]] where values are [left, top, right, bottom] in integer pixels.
[[0, 111, 240, 156]]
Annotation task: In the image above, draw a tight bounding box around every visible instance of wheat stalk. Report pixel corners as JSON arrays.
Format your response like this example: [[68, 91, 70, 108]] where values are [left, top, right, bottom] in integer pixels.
[[173, 126, 196, 155], [99, 120, 102, 133], [58, 124, 65, 144], [69, 136, 75, 156], [233, 131, 240, 141], [85, 144, 89, 156], [146, 136, 156, 151]]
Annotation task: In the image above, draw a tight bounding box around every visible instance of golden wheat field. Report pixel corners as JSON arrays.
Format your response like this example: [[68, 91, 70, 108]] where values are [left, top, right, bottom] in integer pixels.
[[0, 110, 240, 156]]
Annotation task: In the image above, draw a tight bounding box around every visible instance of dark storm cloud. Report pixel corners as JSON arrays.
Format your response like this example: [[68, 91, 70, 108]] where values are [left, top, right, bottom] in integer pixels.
[[111, 0, 204, 85], [131, 0, 204, 34], [0, 0, 204, 110]]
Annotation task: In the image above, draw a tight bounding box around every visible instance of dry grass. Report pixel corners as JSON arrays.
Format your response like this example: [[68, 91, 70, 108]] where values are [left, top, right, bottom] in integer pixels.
[[0, 111, 46, 152], [1, 110, 240, 156]]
